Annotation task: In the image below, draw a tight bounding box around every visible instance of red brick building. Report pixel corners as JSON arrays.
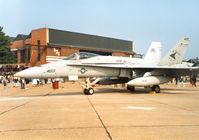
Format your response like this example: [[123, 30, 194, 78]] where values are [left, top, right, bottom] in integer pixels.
[[10, 28, 134, 67]]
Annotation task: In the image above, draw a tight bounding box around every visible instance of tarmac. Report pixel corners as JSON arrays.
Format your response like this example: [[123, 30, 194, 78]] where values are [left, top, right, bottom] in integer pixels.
[[0, 82, 199, 140]]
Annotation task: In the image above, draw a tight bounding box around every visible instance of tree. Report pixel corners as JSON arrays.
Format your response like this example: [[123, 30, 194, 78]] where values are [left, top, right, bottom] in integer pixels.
[[0, 26, 16, 64]]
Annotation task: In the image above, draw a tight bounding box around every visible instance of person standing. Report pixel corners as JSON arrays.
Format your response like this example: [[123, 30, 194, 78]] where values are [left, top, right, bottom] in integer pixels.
[[20, 78, 25, 89], [22, 78, 25, 89], [3, 78, 7, 92], [192, 75, 197, 87], [191, 74, 197, 87]]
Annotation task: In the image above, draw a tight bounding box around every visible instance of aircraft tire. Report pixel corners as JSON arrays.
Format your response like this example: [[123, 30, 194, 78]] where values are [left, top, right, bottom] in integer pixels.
[[151, 85, 160, 93], [127, 85, 135, 91], [87, 88, 94, 95], [83, 89, 88, 95]]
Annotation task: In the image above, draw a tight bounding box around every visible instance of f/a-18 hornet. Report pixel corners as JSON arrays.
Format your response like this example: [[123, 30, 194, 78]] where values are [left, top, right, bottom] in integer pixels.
[[15, 38, 198, 95]]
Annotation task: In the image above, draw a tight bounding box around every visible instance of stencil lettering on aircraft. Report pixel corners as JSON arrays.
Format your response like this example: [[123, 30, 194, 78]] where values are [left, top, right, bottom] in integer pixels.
[[46, 69, 56, 73]]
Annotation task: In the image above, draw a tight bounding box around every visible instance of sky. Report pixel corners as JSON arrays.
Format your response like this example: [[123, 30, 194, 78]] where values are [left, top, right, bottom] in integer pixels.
[[0, 0, 198, 59]]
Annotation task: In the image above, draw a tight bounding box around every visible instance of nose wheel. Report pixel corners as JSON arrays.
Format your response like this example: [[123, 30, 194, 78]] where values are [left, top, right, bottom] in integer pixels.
[[83, 88, 94, 95]]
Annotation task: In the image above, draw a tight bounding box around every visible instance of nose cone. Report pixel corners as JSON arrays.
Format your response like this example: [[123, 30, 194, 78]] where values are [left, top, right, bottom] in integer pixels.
[[14, 67, 43, 78]]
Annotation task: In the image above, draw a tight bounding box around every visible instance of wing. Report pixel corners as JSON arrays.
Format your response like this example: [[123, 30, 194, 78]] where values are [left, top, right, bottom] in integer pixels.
[[132, 66, 199, 77], [68, 63, 199, 77]]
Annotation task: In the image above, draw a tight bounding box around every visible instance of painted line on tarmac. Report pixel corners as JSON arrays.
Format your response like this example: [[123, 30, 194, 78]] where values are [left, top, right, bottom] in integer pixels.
[[123, 106, 157, 110], [164, 90, 183, 93], [0, 126, 103, 133], [0, 97, 33, 101], [0, 92, 52, 117], [0, 102, 29, 116], [0, 92, 51, 102]]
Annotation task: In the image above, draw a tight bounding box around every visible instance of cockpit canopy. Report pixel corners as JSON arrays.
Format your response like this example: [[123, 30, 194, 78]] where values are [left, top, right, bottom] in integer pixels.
[[64, 52, 100, 60], [40, 52, 100, 67]]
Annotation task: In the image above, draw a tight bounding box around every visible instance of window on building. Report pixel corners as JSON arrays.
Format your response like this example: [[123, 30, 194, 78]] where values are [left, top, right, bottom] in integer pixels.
[[37, 40, 41, 61], [27, 46, 31, 62], [20, 49, 25, 63], [12, 51, 17, 60]]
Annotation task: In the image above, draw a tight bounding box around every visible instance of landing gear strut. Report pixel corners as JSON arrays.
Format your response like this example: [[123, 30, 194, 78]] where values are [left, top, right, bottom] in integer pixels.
[[127, 85, 135, 91], [151, 85, 160, 93], [82, 78, 95, 95]]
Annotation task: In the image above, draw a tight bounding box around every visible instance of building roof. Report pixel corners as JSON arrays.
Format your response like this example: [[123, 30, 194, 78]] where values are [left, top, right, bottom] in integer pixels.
[[14, 34, 28, 41], [48, 29, 134, 54], [9, 36, 15, 42]]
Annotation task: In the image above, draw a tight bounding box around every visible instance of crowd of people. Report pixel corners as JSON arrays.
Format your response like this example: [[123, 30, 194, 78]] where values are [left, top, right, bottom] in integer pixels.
[[0, 75, 27, 91], [0, 75, 51, 92], [0, 64, 29, 91], [0, 64, 27, 75], [174, 75, 198, 87]]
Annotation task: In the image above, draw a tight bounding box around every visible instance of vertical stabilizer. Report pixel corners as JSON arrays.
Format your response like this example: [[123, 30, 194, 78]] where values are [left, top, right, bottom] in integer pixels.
[[141, 42, 162, 66], [159, 38, 190, 66]]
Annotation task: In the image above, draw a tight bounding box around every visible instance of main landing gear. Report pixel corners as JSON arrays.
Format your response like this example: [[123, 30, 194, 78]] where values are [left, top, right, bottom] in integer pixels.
[[127, 85, 135, 91], [151, 85, 160, 93]]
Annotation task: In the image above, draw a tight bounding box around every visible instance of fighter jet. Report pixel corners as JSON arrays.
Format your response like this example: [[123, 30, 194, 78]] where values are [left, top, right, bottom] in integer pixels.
[[15, 38, 197, 95]]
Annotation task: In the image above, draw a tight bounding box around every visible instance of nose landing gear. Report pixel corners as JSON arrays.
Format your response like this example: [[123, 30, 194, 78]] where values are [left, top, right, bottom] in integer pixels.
[[83, 88, 94, 95], [82, 78, 95, 95]]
